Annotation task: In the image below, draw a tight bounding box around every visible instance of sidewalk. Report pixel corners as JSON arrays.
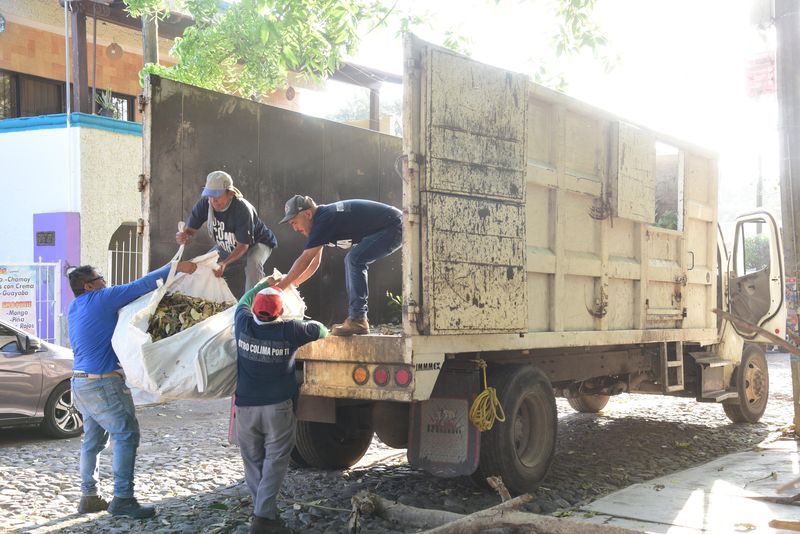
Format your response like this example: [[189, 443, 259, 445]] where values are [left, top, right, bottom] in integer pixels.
[[577, 434, 800, 533]]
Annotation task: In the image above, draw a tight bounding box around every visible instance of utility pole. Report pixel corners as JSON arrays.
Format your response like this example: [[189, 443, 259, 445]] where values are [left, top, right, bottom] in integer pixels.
[[142, 13, 159, 65], [775, 0, 800, 434]]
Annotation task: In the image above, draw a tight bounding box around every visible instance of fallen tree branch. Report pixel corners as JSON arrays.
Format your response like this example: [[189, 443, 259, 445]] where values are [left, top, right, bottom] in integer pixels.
[[351, 491, 464, 530], [486, 476, 511, 502]]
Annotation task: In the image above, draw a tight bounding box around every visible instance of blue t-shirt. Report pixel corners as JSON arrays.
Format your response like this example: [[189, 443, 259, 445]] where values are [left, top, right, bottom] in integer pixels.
[[305, 199, 402, 249], [187, 196, 278, 253], [68, 264, 172, 374], [234, 306, 322, 406]]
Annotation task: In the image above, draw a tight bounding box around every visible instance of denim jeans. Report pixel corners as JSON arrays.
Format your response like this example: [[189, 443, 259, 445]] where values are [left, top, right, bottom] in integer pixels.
[[71, 376, 140, 498], [345, 220, 403, 320], [236, 399, 295, 519]]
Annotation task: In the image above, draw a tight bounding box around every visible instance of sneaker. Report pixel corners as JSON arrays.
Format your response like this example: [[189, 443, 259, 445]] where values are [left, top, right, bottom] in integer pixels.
[[331, 318, 370, 336], [251, 515, 293, 534], [77, 495, 108, 514], [108, 496, 156, 518]]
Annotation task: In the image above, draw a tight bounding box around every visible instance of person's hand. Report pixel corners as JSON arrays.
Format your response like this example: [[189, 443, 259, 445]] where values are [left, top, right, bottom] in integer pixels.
[[175, 231, 192, 245], [176, 261, 197, 274], [214, 262, 226, 278]]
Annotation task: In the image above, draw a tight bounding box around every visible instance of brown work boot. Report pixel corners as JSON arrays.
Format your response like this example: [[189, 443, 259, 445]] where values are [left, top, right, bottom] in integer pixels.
[[251, 515, 293, 534], [331, 318, 370, 336], [77, 495, 109, 514]]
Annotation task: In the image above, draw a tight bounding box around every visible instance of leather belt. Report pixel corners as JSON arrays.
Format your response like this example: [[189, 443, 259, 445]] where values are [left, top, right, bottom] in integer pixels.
[[73, 371, 124, 379]]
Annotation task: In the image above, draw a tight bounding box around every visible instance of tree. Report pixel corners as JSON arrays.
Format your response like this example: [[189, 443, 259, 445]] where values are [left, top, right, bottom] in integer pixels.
[[744, 234, 770, 273], [124, 0, 611, 97]]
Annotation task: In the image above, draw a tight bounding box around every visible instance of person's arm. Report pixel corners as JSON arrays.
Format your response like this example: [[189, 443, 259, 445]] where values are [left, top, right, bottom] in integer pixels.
[[276, 246, 323, 290], [308, 320, 329, 339], [102, 261, 197, 309], [176, 226, 198, 245], [238, 279, 272, 308], [214, 241, 250, 278], [177, 197, 207, 244]]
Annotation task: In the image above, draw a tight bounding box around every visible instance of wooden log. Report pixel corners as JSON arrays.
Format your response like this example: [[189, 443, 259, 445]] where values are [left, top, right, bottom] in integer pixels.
[[422, 508, 640, 534], [770, 519, 800, 531]]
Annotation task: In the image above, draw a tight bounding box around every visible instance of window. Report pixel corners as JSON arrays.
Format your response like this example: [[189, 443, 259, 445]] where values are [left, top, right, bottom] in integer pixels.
[[0, 71, 18, 119], [734, 219, 771, 277], [0, 69, 134, 121], [654, 142, 684, 231]]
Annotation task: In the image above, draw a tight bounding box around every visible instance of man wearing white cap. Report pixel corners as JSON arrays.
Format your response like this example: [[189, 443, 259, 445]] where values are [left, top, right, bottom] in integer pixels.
[[234, 281, 327, 534], [176, 170, 277, 294]]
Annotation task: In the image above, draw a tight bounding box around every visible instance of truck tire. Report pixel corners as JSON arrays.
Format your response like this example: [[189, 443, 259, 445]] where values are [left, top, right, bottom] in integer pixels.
[[723, 344, 769, 424], [567, 393, 610, 413], [289, 446, 309, 468], [473, 366, 557, 495], [373, 401, 409, 448], [295, 406, 373, 469]]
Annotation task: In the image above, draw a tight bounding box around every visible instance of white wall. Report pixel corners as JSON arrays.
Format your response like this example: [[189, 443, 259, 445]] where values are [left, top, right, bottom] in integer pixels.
[[1, 116, 142, 269], [0, 126, 79, 263]]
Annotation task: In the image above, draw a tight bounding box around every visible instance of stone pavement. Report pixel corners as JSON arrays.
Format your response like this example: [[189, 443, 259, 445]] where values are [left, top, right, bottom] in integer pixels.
[[0, 351, 795, 533]]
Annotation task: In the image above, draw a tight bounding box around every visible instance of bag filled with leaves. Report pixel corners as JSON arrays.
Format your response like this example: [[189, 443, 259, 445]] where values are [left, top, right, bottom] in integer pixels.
[[147, 292, 232, 341]]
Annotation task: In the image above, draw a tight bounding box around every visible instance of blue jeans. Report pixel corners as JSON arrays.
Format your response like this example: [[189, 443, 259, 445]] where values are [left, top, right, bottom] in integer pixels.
[[345, 220, 403, 320], [71, 376, 140, 498]]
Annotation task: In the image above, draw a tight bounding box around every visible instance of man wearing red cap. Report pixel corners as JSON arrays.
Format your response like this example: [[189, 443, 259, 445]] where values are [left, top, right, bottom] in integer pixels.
[[234, 281, 327, 534]]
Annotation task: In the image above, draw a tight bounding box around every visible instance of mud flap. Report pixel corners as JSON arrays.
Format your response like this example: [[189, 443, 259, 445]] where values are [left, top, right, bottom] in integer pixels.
[[407, 362, 480, 477]]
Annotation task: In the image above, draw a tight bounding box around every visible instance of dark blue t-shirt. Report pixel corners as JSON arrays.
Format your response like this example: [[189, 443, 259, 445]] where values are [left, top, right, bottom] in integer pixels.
[[234, 306, 321, 406], [305, 199, 402, 249], [187, 196, 278, 253]]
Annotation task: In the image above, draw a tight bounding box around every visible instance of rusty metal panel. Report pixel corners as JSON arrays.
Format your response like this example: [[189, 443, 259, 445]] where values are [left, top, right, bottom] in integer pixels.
[[145, 76, 402, 324], [420, 47, 527, 334], [612, 121, 656, 223]]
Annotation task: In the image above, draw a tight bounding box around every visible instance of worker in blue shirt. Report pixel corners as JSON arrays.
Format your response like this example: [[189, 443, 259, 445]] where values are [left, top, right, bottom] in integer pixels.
[[275, 196, 402, 336], [234, 282, 327, 534], [67, 260, 196, 518]]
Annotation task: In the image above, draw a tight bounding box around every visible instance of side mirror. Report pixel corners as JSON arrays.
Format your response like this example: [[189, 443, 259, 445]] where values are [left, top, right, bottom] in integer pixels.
[[25, 336, 42, 353]]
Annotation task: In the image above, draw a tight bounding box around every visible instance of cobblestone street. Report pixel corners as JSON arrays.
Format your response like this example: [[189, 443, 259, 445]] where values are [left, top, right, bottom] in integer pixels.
[[0, 352, 794, 533]]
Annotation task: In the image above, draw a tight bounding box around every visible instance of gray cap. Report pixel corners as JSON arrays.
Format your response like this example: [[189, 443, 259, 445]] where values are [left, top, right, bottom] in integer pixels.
[[201, 170, 234, 198], [279, 195, 315, 224]]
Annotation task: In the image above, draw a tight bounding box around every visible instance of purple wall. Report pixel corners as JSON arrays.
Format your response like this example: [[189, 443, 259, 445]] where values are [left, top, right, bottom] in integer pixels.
[[33, 212, 80, 315]]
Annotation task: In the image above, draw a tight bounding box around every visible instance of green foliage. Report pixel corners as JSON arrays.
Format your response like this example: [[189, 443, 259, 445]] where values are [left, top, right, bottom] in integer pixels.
[[532, 0, 614, 90], [126, 0, 607, 96], [127, 0, 365, 96], [655, 210, 678, 230], [744, 234, 770, 272], [386, 290, 402, 324], [95, 88, 115, 110]]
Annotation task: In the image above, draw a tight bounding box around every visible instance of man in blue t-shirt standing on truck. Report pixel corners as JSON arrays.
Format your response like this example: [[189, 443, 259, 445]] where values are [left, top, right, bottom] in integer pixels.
[[275, 195, 403, 336], [234, 282, 327, 534], [67, 259, 197, 518]]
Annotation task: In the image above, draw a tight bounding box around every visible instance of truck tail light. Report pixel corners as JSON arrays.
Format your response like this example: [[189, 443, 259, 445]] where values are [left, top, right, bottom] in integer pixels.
[[352, 366, 369, 386], [373, 367, 390, 386], [395, 367, 411, 387]]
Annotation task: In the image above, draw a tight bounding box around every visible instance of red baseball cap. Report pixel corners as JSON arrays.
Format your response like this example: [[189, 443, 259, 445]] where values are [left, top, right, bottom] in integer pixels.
[[252, 287, 283, 323]]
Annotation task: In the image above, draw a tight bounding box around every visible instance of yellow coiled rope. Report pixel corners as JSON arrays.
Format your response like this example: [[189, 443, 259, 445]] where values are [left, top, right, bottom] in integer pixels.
[[469, 359, 506, 432]]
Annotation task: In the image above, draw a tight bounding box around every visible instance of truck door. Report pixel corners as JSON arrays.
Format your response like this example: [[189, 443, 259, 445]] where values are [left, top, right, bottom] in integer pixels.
[[727, 211, 786, 341], [404, 35, 528, 335]]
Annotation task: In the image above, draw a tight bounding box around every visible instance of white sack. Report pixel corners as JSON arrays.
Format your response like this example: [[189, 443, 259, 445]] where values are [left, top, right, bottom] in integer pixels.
[[112, 250, 237, 400]]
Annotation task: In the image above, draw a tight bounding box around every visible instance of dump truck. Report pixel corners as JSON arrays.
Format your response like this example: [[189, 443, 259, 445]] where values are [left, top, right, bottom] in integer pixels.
[[139, 35, 786, 494]]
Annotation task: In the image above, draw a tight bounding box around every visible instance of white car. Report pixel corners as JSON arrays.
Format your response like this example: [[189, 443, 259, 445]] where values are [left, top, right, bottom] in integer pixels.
[[0, 319, 82, 438]]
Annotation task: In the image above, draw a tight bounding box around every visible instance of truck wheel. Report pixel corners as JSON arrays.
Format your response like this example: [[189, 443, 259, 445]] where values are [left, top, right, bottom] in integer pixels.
[[373, 401, 409, 448], [473, 366, 557, 495], [289, 446, 309, 468], [723, 345, 769, 424], [567, 394, 610, 413], [295, 406, 373, 468]]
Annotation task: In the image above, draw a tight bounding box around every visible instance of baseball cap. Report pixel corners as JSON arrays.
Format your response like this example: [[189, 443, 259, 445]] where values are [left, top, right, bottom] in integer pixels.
[[201, 170, 234, 198], [252, 287, 283, 324], [279, 195, 316, 224]]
